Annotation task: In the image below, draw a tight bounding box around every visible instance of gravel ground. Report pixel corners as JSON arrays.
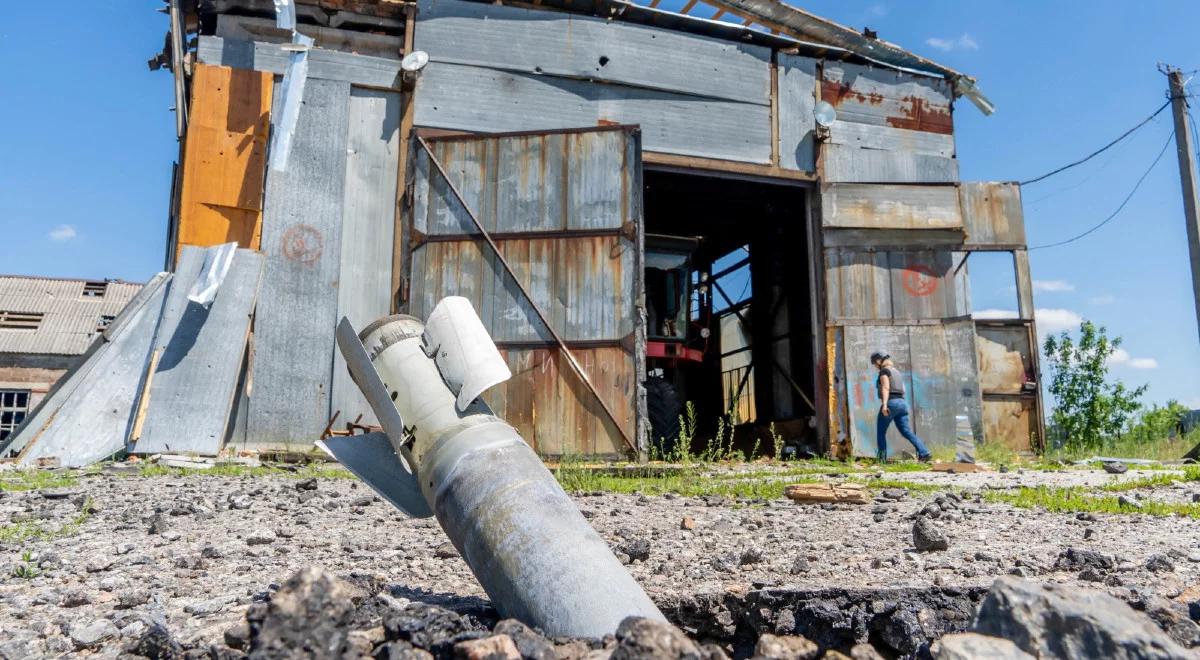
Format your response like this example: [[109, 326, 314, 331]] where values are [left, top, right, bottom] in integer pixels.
[[0, 465, 1198, 656]]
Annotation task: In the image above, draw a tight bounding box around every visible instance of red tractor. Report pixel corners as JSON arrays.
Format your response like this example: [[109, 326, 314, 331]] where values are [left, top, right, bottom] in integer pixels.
[[643, 234, 712, 452]]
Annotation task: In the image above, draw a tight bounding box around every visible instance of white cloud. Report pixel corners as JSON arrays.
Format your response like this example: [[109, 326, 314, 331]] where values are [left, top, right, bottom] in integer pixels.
[[49, 224, 77, 242], [1089, 295, 1116, 305], [1034, 308, 1083, 334], [925, 34, 980, 52], [973, 307, 1083, 335], [1108, 348, 1158, 370], [1033, 279, 1075, 293], [972, 308, 1018, 320]]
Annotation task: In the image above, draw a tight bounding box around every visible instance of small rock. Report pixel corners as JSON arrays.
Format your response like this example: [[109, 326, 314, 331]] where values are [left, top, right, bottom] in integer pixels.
[[70, 620, 119, 649], [931, 633, 1032, 660], [61, 589, 92, 608], [1146, 555, 1176, 573], [249, 567, 361, 657], [128, 622, 183, 659], [913, 518, 949, 552], [86, 557, 115, 573], [147, 513, 170, 535], [295, 478, 319, 491], [454, 634, 521, 660], [116, 590, 152, 609], [1118, 495, 1141, 509], [435, 542, 459, 559], [880, 488, 908, 501], [492, 619, 555, 660], [612, 617, 703, 660], [246, 532, 276, 546], [972, 577, 1189, 658], [789, 558, 810, 575], [739, 546, 765, 566], [680, 517, 696, 531], [849, 643, 885, 660], [1102, 462, 1129, 475], [754, 633, 819, 660], [224, 622, 251, 650], [620, 539, 652, 563]]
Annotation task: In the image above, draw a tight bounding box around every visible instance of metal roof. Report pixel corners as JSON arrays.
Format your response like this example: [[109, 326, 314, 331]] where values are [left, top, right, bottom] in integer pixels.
[[0, 276, 142, 356]]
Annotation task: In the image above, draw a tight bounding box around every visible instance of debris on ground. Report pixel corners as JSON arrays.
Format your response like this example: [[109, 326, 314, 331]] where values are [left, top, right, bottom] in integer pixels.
[[784, 483, 870, 505]]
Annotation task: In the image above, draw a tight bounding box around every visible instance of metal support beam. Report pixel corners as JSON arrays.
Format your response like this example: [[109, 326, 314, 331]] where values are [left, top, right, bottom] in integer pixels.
[[711, 278, 816, 412], [415, 136, 637, 454]]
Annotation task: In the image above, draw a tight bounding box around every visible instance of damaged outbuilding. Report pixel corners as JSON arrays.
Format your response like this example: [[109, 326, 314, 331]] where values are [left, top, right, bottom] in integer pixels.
[[5, 0, 1044, 464]]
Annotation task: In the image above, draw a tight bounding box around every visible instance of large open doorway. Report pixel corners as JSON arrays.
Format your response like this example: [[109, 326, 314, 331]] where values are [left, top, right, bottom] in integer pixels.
[[641, 168, 817, 457]]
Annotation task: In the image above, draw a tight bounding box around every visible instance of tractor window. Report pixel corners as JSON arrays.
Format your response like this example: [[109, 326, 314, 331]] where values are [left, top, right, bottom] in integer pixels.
[[646, 251, 689, 339]]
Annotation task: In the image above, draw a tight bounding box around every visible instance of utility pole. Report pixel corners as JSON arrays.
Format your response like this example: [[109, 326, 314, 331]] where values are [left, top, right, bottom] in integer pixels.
[[1166, 66, 1200, 346]]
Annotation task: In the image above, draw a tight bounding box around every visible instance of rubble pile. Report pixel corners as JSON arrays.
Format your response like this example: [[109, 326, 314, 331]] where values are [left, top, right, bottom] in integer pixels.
[[26, 567, 1182, 659]]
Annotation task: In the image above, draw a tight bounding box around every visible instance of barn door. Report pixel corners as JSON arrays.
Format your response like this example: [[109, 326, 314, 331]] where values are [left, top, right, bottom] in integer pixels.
[[406, 126, 645, 458]]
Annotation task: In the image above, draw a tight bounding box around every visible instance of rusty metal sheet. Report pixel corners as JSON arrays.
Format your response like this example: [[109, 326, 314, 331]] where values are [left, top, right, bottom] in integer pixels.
[[820, 183, 962, 230], [982, 398, 1036, 453], [824, 248, 891, 320], [975, 323, 1035, 395], [413, 61, 773, 164], [777, 53, 817, 172], [822, 62, 953, 134], [827, 121, 954, 158], [821, 143, 959, 183], [961, 182, 1025, 247], [415, 0, 771, 105], [842, 320, 982, 458], [407, 127, 642, 456], [824, 248, 968, 321], [887, 251, 968, 320]]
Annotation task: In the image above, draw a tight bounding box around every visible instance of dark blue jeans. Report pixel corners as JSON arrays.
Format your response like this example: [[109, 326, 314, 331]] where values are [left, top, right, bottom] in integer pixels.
[[876, 398, 931, 460]]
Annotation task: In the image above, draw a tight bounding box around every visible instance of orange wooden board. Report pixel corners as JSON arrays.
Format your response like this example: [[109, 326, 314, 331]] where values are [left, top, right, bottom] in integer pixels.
[[176, 64, 272, 258]]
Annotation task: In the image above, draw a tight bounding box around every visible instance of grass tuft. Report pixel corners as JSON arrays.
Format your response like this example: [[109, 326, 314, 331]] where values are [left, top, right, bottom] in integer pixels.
[[984, 485, 1200, 518], [0, 470, 78, 492]]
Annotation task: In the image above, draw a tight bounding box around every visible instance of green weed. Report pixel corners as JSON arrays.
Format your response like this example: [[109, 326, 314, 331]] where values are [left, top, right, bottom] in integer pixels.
[[10, 550, 40, 579], [984, 486, 1200, 518], [0, 470, 78, 492]]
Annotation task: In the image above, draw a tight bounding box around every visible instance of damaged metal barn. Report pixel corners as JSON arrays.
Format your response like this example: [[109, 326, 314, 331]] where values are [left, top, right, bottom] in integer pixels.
[[5, 0, 1046, 464]]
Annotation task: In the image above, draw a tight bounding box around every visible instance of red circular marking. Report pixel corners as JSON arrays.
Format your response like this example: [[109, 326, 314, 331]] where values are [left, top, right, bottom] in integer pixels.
[[902, 264, 939, 297], [281, 224, 323, 265]]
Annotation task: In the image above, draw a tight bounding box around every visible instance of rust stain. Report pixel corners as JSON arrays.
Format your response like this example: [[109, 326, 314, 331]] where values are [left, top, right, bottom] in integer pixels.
[[821, 80, 868, 107], [885, 96, 954, 135]]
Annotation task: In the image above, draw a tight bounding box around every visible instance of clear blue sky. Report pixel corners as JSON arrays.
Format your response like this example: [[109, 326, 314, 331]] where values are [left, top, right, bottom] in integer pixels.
[[1, 2, 1197, 408]]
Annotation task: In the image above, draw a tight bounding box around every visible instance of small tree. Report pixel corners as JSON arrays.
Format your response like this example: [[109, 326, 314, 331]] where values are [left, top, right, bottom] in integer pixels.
[[1043, 320, 1146, 450]]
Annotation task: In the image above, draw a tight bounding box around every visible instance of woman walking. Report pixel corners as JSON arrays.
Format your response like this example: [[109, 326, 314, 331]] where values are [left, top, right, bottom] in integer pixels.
[[870, 351, 932, 463]]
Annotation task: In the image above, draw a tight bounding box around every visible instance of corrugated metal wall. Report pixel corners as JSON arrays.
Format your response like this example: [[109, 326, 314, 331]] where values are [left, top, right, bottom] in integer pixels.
[[407, 127, 643, 456], [196, 41, 403, 448], [411, 0, 815, 170]]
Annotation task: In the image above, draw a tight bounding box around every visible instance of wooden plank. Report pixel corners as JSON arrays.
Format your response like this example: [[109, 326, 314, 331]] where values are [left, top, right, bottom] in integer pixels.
[[176, 64, 272, 259], [246, 77, 351, 448], [415, 0, 771, 105], [135, 247, 265, 455], [216, 14, 403, 59], [1013, 249, 1034, 320], [821, 183, 962, 230], [823, 248, 891, 320], [414, 61, 773, 165], [391, 2, 417, 313], [198, 36, 402, 87], [777, 53, 817, 172], [17, 280, 170, 467], [785, 482, 869, 504], [975, 324, 1034, 394], [332, 87, 401, 428]]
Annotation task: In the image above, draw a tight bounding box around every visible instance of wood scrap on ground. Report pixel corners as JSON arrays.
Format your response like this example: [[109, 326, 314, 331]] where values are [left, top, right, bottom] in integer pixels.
[[784, 482, 870, 504]]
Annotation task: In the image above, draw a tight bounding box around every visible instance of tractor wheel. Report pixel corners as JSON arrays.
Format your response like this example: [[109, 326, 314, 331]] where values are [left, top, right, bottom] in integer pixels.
[[646, 376, 683, 455]]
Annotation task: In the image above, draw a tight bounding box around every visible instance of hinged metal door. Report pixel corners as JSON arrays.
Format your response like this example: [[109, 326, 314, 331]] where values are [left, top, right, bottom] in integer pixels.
[[406, 126, 645, 457]]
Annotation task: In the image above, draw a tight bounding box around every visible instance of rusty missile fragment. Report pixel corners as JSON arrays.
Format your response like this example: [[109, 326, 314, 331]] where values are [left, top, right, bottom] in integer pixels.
[[318, 296, 665, 637]]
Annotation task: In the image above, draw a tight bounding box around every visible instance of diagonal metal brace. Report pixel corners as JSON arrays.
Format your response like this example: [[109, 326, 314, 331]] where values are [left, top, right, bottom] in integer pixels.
[[415, 136, 637, 455]]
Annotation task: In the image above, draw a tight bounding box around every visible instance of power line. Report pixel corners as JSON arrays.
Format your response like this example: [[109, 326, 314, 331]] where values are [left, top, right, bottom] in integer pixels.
[[1020, 100, 1171, 186], [1029, 130, 1174, 251]]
